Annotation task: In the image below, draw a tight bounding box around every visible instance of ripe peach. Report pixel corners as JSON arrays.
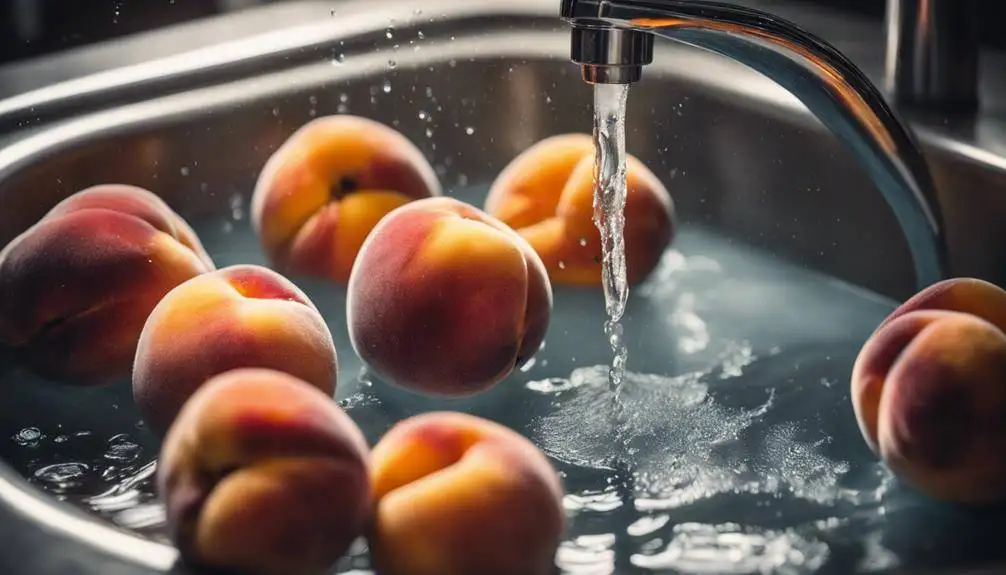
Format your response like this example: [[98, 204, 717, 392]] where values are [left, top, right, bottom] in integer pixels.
[[347, 196, 552, 397], [158, 368, 370, 575], [485, 133, 675, 286], [133, 264, 337, 435], [0, 184, 214, 384], [851, 278, 1006, 503], [251, 114, 441, 283], [368, 412, 564, 575]]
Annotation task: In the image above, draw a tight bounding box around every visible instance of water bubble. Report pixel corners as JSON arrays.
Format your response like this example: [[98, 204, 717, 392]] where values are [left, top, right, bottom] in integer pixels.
[[385, 28, 394, 39], [271, 107, 279, 117], [387, 59, 397, 69], [332, 53, 346, 65], [417, 31, 425, 39], [329, 9, 335, 16], [465, 126, 475, 135], [34, 462, 89, 484], [382, 81, 392, 94], [104, 435, 141, 463], [179, 166, 190, 177], [418, 111, 427, 121], [414, 8, 422, 15], [13, 427, 42, 447], [425, 128, 433, 138], [558, 261, 566, 269], [579, 237, 588, 246]]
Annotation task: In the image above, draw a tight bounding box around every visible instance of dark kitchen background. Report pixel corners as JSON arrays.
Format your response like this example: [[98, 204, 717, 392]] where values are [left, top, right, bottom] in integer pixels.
[[0, 0, 1003, 66]]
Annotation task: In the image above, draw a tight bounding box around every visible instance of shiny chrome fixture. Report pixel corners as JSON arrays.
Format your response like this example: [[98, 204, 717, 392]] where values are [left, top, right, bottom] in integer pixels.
[[885, 0, 979, 111], [560, 0, 950, 291]]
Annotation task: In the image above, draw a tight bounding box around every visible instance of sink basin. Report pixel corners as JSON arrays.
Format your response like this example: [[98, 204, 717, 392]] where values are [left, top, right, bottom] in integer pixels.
[[0, 1, 1005, 574]]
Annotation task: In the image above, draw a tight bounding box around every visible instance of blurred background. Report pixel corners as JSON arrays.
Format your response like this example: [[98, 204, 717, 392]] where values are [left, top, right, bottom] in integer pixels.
[[0, 0, 1002, 66]]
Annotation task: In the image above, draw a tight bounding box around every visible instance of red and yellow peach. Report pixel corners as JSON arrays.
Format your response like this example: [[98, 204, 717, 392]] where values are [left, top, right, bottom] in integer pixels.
[[347, 196, 552, 397], [368, 411, 565, 575], [158, 368, 370, 575], [251, 115, 441, 283], [133, 264, 337, 435], [851, 278, 1006, 503], [0, 184, 214, 384], [485, 133, 675, 286]]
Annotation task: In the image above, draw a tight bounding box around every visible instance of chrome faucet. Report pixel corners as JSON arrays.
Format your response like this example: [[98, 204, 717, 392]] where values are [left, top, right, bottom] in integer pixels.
[[560, 0, 950, 292]]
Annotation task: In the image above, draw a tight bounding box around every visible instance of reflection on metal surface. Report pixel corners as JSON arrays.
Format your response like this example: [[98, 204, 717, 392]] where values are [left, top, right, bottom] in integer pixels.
[[560, 0, 948, 290], [0, 461, 177, 569], [885, 0, 980, 111]]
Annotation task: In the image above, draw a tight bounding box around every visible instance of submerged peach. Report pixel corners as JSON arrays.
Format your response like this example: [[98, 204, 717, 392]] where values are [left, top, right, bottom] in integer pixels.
[[252, 114, 440, 283], [158, 368, 370, 575], [133, 264, 337, 435], [851, 278, 1006, 503], [368, 411, 564, 575], [0, 184, 214, 384], [486, 133, 675, 286], [347, 196, 552, 397]]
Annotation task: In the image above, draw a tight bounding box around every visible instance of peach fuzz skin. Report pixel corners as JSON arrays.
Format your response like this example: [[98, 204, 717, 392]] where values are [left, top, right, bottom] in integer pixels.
[[347, 196, 552, 397], [158, 368, 370, 575], [0, 184, 214, 384], [851, 278, 1006, 503], [368, 412, 565, 575], [133, 264, 337, 435], [251, 114, 441, 283], [485, 133, 675, 286]]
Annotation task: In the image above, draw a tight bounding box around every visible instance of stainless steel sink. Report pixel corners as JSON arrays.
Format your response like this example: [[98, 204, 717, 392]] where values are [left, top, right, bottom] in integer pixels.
[[0, 1, 1004, 574]]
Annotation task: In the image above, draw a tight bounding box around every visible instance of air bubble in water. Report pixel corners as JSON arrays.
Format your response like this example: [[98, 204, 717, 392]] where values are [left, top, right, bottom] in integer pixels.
[[465, 126, 475, 135], [387, 59, 397, 69], [385, 28, 394, 39], [13, 427, 43, 447], [382, 81, 392, 94], [179, 166, 190, 176], [35, 462, 89, 484]]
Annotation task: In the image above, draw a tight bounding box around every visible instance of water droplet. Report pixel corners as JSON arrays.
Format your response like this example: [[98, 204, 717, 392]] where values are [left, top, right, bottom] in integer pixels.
[[387, 59, 397, 69], [13, 427, 42, 447], [418, 111, 427, 121], [425, 128, 433, 138], [579, 237, 588, 246], [329, 9, 336, 16], [339, 93, 349, 103], [417, 31, 425, 39], [448, 59, 457, 68], [465, 126, 475, 135], [308, 95, 317, 105], [382, 81, 392, 94], [332, 53, 345, 65], [558, 261, 567, 269], [337, 103, 349, 114], [414, 8, 422, 15], [271, 107, 279, 116], [385, 28, 394, 39]]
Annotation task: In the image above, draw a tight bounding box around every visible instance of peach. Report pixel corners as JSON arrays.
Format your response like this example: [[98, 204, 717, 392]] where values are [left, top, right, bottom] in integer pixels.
[[368, 412, 564, 575], [485, 133, 675, 286], [851, 278, 1006, 503], [251, 114, 441, 283], [347, 196, 552, 397], [0, 184, 214, 384], [158, 368, 370, 575], [133, 264, 337, 435]]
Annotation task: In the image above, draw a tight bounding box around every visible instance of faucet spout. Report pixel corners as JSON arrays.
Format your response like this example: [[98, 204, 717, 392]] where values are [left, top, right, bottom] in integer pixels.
[[570, 24, 653, 84], [560, 0, 949, 295]]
